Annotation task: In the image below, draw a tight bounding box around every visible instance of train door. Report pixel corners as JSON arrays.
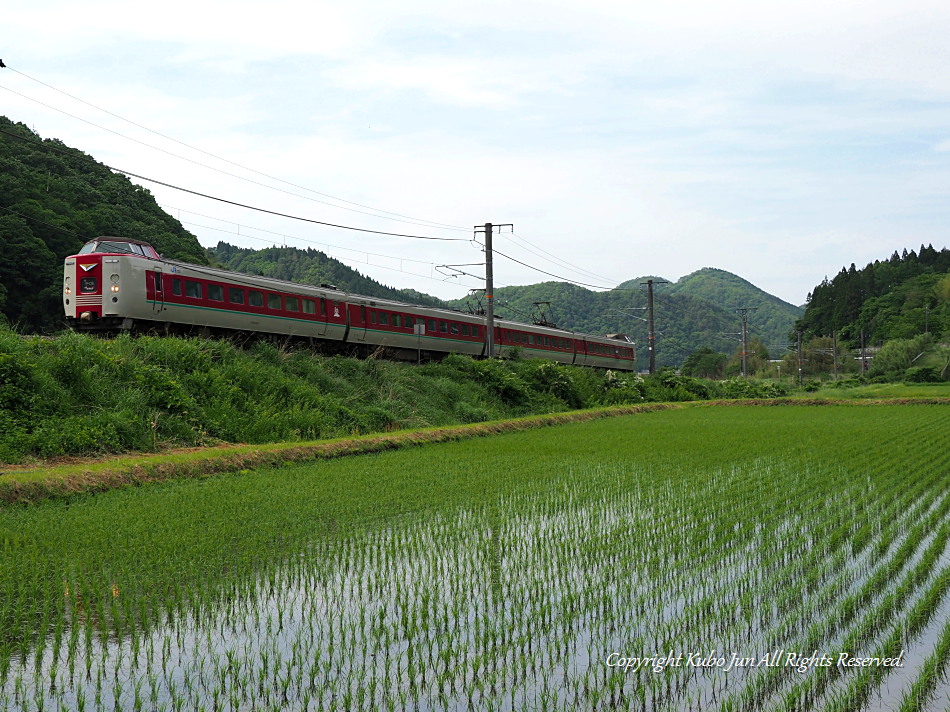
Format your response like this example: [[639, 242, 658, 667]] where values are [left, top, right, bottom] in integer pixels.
[[151, 267, 164, 315], [354, 303, 368, 342], [317, 296, 329, 336]]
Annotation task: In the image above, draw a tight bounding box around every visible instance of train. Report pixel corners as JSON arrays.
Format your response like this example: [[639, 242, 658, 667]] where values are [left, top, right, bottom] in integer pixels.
[[62, 237, 636, 371]]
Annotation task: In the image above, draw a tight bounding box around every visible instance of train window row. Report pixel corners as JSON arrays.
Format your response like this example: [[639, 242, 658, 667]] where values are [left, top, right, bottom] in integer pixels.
[[587, 342, 634, 359], [366, 308, 481, 338], [501, 329, 572, 350], [168, 277, 335, 318]]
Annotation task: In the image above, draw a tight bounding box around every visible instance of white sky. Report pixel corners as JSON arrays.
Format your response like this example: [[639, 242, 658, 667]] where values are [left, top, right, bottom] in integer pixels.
[[4, 0, 950, 305]]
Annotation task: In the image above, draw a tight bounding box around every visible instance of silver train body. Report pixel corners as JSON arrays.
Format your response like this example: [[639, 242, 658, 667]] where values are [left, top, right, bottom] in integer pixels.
[[63, 238, 636, 371]]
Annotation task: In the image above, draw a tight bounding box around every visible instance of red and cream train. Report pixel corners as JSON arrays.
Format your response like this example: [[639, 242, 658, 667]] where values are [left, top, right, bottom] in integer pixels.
[[63, 237, 636, 370]]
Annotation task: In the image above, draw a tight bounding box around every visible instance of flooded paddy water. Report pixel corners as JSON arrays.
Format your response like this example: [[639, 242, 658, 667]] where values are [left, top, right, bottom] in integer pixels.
[[1, 405, 949, 711]]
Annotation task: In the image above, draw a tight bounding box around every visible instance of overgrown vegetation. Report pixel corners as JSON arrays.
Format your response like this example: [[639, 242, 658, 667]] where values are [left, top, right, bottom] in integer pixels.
[[0, 325, 656, 463], [0, 325, 808, 463]]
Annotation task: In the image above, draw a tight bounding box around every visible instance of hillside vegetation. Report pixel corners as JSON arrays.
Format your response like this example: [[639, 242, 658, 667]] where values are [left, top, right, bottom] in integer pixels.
[[797, 246, 950, 344], [210, 241, 444, 308], [454, 269, 802, 367], [0, 325, 794, 464], [0, 116, 207, 333]]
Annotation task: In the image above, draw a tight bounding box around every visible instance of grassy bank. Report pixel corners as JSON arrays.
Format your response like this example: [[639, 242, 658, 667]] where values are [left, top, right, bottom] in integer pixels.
[[0, 327, 793, 465]]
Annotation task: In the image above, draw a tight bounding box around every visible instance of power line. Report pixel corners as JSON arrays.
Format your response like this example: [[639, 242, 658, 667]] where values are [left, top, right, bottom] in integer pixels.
[[489, 243, 636, 291], [162, 204, 442, 266], [505, 230, 619, 285], [2, 65, 468, 232], [0, 126, 469, 242]]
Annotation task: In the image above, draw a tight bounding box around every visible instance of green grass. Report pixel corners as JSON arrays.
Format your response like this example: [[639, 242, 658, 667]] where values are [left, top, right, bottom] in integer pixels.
[[1, 404, 949, 710]]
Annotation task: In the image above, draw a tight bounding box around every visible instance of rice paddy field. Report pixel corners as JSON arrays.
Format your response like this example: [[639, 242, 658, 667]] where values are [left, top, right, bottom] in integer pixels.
[[1, 403, 949, 711]]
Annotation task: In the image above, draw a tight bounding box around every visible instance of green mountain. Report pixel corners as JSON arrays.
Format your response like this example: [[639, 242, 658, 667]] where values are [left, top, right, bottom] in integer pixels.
[[797, 247, 950, 345], [666, 268, 803, 345], [455, 270, 802, 368], [209, 242, 445, 308], [0, 116, 207, 332]]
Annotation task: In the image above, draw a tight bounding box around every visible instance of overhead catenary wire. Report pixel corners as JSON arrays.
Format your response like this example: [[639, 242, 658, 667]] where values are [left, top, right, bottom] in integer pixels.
[[0, 126, 469, 242], [482, 240, 637, 291], [505, 230, 620, 285], [1, 65, 468, 232]]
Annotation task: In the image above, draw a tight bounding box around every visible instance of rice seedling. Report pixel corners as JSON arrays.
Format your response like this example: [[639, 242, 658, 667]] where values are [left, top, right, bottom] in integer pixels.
[[0, 404, 947, 710]]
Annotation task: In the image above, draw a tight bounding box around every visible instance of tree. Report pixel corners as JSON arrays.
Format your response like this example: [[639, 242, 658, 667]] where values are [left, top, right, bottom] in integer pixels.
[[681, 348, 728, 379]]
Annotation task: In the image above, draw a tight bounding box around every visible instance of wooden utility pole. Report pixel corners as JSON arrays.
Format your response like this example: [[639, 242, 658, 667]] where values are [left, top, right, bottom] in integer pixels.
[[640, 279, 668, 374], [735, 308, 758, 377], [476, 223, 512, 358]]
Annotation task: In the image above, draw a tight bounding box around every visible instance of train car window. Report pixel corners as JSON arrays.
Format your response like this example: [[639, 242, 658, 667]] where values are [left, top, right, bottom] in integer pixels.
[[461, 324, 470, 336], [472, 325, 480, 338], [172, 278, 182, 296], [304, 300, 316, 315], [248, 291, 264, 307], [286, 297, 299, 312], [428, 319, 437, 332], [450, 323, 459, 335], [186, 281, 202, 299], [267, 293, 281, 310], [379, 312, 389, 326], [392, 314, 402, 327], [229, 288, 244, 304], [405, 316, 414, 329], [439, 321, 447, 333], [208, 284, 224, 301]]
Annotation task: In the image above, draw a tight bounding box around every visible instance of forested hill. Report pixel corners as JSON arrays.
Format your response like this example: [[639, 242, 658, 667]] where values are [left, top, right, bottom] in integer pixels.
[[664, 268, 803, 342], [209, 242, 445, 308], [448, 271, 801, 368], [0, 116, 207, 332], [796, 246, 950, 344]]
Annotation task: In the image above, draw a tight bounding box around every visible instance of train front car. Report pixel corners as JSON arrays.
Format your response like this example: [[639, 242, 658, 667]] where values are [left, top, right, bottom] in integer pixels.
[[63, 238, 160, 332]]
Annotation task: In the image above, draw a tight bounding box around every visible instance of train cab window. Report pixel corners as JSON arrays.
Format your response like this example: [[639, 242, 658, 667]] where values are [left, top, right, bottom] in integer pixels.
[[428, 319, 437, 332], [320, 298, 327, 316], [130, 243, 145, 256], [285, 297, 299, 312], [208, 284, 224, 301], [379, 312, 389, 326], [360, 306, 367, 323], [304, 300, 316, 315], [172, 278, 182, 296], [267, 294, 281, 310], [185, 281, 202, 299], [392, 314, 402, 327], [439, 321, 448, 333], [229, 288, 244, 305], [370, 310, 377, 324], [249, 291, 264, 307], [154, 273, 163, 293]]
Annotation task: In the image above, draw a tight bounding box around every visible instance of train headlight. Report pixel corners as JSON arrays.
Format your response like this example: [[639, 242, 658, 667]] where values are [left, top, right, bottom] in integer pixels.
[[64, 277, 71, 294], [110, 274, 120, 293]]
